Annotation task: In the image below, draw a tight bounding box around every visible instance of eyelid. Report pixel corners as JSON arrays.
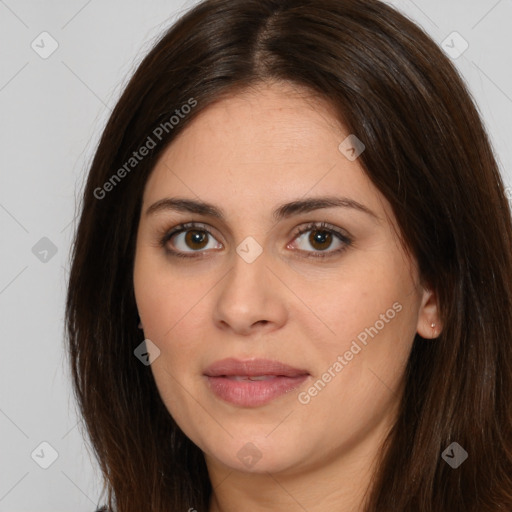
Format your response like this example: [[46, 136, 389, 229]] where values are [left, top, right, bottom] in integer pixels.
[[161, 221, 221, 241], [292, 221, 351, 243]]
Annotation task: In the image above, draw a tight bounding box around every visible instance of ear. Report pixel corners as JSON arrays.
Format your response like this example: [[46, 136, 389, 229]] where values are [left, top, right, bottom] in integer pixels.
[[416, 286, 442, 339]]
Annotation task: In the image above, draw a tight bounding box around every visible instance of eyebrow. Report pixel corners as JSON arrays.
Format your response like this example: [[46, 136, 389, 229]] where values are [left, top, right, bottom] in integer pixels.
[[145, 196, 379, 222]]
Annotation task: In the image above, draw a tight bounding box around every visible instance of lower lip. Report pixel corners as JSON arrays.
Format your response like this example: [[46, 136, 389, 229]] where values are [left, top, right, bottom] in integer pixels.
[[205, 375, 309, 407]]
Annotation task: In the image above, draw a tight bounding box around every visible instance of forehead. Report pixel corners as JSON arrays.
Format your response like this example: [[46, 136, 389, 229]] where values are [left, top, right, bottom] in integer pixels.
[[142, 82, 385, 218]]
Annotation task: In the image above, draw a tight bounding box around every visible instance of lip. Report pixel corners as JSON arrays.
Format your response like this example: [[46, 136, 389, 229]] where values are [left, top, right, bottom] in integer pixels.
[[203, 358, 310, 407]]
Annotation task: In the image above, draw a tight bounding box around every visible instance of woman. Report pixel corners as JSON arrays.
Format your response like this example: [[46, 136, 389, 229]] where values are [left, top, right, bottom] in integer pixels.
[[66, 0, 512, 510]]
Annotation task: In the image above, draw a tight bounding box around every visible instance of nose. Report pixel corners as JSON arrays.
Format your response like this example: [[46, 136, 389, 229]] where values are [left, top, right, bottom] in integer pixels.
[[212, 250, 288, 336]]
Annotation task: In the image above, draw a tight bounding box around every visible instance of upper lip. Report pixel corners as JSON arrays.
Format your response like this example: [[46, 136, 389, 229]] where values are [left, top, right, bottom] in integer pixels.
[[203, 358, 309, 377]]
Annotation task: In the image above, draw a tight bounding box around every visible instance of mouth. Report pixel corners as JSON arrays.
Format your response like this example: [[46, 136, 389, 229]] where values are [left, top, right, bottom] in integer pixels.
[[203, 358, 310, 407]]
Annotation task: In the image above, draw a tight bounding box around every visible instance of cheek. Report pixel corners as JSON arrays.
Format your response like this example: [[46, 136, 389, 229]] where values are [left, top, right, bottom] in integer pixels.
[[133, 252, 217, 395], [295, 253, 419, 433], [295, 253, 412, 357], [298, 304, 416, 450], [134, 249, 201, 338]]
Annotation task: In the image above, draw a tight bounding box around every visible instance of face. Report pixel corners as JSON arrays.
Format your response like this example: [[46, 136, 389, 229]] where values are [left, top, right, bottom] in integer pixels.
[[133, 81, 438, 479]]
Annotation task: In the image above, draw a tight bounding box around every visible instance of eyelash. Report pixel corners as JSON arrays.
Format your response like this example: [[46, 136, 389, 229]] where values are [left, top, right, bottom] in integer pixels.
[[157, 221, 352, 260]]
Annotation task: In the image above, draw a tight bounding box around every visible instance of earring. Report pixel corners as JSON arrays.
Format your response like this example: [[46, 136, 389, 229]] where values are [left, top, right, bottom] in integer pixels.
[[431, 322, 437, 337]]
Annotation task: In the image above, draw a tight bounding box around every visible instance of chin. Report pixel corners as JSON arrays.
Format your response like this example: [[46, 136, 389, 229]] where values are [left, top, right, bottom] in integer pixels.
[[204, 435, 304, 475]]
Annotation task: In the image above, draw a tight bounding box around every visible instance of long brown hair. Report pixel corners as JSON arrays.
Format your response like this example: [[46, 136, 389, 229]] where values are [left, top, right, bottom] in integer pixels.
[[65, 0, 512, 510]]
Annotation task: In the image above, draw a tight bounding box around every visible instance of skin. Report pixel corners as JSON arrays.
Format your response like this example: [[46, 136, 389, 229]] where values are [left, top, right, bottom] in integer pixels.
[[133, 80, 442, 512]]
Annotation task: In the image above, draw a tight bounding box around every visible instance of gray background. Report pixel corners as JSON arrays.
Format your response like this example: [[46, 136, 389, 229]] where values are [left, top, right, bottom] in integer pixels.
[[0, 0, 511, 510]]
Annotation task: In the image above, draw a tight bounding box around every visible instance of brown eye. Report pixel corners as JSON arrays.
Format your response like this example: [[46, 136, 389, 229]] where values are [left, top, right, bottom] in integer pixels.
[[308, 229, 333, 251], [184, 230, 209, 249], [290, 222, 352, 258], [162, 223, 223, 255]]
